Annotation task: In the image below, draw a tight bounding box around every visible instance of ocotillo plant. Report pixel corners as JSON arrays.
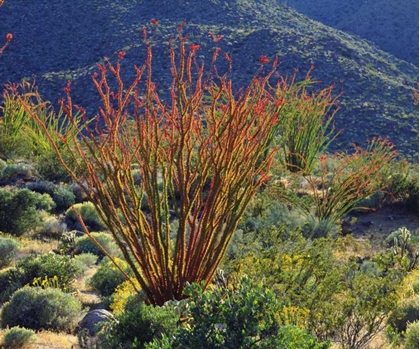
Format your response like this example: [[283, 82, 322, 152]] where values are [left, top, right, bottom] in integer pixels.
[[274, 68, 341, 175], [271, 137, 396, 234], [20, 27, 309, 305]]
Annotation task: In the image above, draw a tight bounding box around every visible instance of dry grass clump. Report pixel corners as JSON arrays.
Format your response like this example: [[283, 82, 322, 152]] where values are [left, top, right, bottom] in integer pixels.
[[0, 328, 78, 349]]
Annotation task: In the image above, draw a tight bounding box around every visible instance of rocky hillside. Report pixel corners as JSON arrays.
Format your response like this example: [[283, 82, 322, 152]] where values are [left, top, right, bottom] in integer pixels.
[[283, 0, 419, 67], [0, 0, 418, 159]]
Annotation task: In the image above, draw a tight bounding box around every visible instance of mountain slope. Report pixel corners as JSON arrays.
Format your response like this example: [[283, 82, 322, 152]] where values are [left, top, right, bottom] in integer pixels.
[[283, 0, 419, 67], [0, 0, 418, 158]]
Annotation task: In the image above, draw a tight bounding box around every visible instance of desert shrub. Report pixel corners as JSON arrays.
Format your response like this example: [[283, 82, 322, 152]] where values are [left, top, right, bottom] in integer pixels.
[[27, 181, 75, 210], [387, 298, 419, 334], [26, 180, 55, 195], [159, 277, 330, 349], [382, 160, 419, 212], [404, 321, 419, 349], [332, 266, 402, 349], [0, 235, 20, 268], [35, 153, 71, 182], [96, 301, 178, 349], [0, 252, 83, 301], [224, 229, 344, 339], [51, 184, 75, 209], [0, 188, 55, 236], [237, 194, 305, 234], [2, 326, 37, 349], [17, 252, 83, 292], [74, 252, 98, 268], [0, 158, 7, 171], [66, 201, 103, 229], [74, 231, 120, 258], [224, 228, 406, 347], [39, 215, 67, 239], [110, 278, 141, 315], [70, 182, 89, 203], [88, 257, 130, 298], [0, 162, 34, 181], [0, 267, 26, 303], [0, 286, 82, 332]]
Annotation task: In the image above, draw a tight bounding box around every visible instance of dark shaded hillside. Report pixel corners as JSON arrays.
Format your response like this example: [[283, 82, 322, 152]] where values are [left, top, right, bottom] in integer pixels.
[[0, 0, 418, 159], [283, 0, 419, 67]]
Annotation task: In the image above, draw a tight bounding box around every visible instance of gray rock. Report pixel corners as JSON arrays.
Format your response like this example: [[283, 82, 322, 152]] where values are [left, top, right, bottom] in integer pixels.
[[78, 309, 117, 336]]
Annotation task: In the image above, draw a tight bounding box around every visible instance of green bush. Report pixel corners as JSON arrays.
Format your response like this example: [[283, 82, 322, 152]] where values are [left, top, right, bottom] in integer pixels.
[[2, 326, 37, 349], [404, 321, 419, 349], [0, 163, 34, 181], [88, 257, 129, 298], [0, 267, 26, 303], [66, 201, 103, 229], [39, 216, 67, 239], [387, 298, 419, 334], [17, 252, 84, 292], [0, 286, 81, 332], [52, 184, 75, 210], [382, 160, 419, 213], [35, 153, 71, 182], [0, 188, 55, 236], [165, 277, 330, 349], [74, 252, 98, 268], [0, 236, 20, 268], [96, 301, 178, 349], [0, 159, 7, 171], [26, 180, 55, 195], [0, 252, 83, 302], [74, 232, 120, 258], [27, 181, 75, 210]]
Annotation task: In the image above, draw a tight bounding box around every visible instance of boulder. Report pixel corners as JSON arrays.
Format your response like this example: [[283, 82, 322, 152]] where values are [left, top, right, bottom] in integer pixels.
[[78, 309, 116, 336]]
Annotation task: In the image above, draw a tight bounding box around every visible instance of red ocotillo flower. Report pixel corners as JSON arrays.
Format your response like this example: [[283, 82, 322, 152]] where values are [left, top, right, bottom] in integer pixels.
[[259, 55, 269, 64], [209, 32, 222, 43], [6, 33, 12, 42], [151, 18, 158, 26], [189, 44, 200, 51], [118, 51, 125, 60]]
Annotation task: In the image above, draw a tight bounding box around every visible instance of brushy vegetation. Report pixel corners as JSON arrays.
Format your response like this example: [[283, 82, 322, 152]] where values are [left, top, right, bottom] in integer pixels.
[[2, 326, 36, 349], [0, 287, 82, 332], [0, 10, 418, 348]]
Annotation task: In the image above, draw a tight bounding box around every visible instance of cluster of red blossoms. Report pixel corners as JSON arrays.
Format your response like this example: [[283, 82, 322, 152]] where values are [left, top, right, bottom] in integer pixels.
[[259, 55, 270, 64]]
